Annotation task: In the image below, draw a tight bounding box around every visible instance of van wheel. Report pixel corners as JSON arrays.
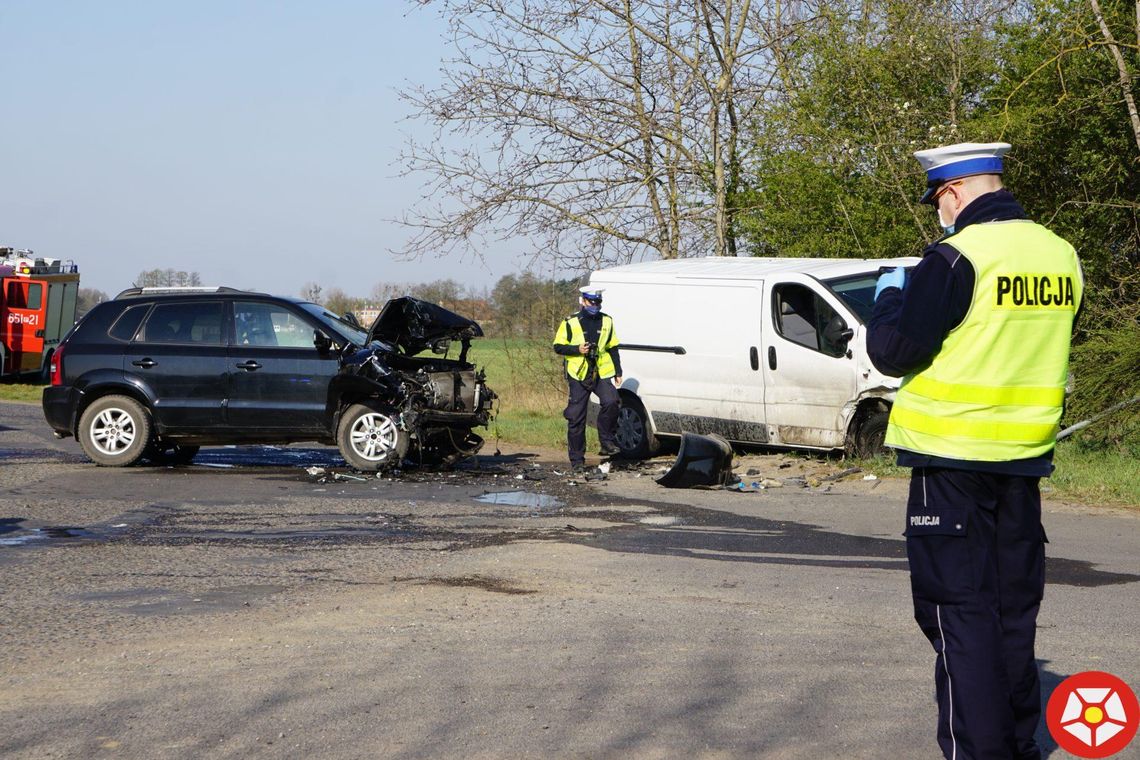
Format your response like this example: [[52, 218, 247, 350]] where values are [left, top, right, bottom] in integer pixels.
[[338, 404, 410, 471], [615, 397, 660, 460], [78, 395, 152, 467], [851, 409, 890, 458]]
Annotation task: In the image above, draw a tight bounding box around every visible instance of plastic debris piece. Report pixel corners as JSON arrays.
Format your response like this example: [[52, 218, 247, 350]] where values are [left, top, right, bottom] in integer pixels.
[[657, 432, 737, 488], [863, 474, 878, 481], [334, 472, 367, 482]]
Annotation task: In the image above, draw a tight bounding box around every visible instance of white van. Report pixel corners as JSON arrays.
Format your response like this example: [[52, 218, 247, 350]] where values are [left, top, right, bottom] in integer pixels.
[[586, 256, 920, 459]]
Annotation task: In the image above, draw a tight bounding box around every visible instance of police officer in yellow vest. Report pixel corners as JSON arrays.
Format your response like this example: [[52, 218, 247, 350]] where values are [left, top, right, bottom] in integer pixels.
[[553, 287, 623, 471], [868, 142, 1083, 760]]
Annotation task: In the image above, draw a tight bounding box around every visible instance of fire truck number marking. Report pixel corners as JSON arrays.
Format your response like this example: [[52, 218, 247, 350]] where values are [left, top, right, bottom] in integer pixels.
[[7, 313, 40, 326]]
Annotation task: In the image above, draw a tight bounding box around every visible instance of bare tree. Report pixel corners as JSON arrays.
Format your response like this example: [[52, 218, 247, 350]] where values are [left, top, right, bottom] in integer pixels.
[[399, 0, 790, 270], [133, 269, 202, 288], [76, 288, 108, 318], [300, 282, 323, 303], [323, 288, 363, 320], [1088, 0, 1140, 155], [409, 278, 465, 312], [369, 282, 408, 304]]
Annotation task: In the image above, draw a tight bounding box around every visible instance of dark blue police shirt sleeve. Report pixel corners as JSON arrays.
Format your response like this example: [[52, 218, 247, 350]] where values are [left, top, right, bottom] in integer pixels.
[[867, 247, 974, 377]]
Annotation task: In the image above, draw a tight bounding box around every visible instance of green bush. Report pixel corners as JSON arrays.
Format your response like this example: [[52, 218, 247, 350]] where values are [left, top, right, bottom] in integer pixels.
[[1065, 320, 1140, 454]]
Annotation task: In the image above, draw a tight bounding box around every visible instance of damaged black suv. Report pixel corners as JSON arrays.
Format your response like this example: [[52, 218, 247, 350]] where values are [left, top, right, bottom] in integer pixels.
[[42, 288, 496, 471]]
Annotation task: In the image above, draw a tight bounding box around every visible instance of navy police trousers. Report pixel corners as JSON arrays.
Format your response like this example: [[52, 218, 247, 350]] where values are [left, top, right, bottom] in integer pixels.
[[564, 375, 619, 466], [905, 467, 1047, 760]]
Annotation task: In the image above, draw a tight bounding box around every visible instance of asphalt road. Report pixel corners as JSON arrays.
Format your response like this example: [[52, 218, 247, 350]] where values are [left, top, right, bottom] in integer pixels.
[[1, 399, 1137, 759]]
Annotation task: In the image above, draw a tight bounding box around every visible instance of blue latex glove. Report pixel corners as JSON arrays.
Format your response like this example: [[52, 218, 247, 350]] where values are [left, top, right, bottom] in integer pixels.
[[874, 267, 907, 301]]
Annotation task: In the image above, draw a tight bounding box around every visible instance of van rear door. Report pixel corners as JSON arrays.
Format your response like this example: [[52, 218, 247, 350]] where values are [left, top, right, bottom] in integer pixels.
[[762, 276, 858, 448]]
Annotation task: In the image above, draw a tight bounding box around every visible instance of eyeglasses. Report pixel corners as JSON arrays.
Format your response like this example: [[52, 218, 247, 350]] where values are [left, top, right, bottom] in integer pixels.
[[932, 180, 964, 208]]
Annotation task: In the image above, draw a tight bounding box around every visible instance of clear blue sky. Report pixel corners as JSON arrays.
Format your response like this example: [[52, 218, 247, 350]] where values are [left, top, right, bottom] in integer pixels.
[[1, 1, 536, 299]]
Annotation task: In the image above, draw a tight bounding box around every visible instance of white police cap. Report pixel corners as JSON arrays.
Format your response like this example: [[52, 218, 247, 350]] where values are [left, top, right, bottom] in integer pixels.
[[579, 286, 604, 301], [915, 142, 1011, 204]]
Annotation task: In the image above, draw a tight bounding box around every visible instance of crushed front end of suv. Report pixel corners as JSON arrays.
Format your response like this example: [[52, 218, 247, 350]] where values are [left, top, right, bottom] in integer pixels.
[[42, 289, 496, 471]]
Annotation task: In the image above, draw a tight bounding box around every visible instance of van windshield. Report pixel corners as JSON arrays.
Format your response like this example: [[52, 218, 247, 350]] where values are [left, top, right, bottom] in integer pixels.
[[825, 268, 911, 324]]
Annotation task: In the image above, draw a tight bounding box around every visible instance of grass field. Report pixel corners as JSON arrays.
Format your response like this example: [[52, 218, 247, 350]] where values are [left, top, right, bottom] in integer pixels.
[[467, 337, 595, 452], [0, 381, 45, 404], [3, 340, 1136, 508]]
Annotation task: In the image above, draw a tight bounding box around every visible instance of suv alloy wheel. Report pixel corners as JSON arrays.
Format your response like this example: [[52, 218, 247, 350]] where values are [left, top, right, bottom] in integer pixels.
[[77, 395, 152, 467], [338, 403, 411, 471]]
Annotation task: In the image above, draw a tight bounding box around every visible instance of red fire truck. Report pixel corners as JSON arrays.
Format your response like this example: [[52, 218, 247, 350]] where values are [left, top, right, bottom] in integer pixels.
[[1, 248, 80, 382]]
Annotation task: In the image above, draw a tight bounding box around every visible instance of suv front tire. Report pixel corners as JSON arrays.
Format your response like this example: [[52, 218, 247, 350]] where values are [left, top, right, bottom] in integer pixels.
[[338, 403, 410, 471], [78, 395, 152, 467]]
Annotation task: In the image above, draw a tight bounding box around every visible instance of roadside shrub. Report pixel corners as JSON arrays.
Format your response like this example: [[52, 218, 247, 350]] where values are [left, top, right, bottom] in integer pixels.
[[1064, 320, 1140, 455]]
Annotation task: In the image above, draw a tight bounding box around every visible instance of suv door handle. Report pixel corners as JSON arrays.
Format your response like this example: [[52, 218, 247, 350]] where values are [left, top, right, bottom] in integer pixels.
[[131, 359, 157, 369], [235, 360, 262, 371]]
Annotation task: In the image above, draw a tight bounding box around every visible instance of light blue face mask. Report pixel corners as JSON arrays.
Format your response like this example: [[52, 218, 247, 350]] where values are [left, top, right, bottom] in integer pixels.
[[584, 304, 601, 316], [938, 203, 955, 235]]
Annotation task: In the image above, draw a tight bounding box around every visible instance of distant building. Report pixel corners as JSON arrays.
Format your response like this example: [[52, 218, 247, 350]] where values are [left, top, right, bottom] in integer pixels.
[[355, 306, 382, 326]]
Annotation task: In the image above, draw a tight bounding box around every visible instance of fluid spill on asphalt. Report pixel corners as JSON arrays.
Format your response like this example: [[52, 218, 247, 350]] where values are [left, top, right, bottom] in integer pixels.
[[0, 446, 88, 464], [474, 491, 563, 509], [0, 525, 100, 546], [192, 446, 345, 468]]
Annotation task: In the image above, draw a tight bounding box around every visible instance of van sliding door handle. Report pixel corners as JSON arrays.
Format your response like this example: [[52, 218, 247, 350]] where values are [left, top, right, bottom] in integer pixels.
[[768, 346, 777, 370], [235, 360, 262, 371], [749, 346, 759, 371], [131, 359, 157, 369]]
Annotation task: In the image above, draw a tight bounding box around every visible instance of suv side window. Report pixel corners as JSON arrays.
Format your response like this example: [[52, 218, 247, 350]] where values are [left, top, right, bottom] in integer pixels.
[[138, 302, 224, 345], [234, 301, 313, 348], [774, 284, 844, 357]]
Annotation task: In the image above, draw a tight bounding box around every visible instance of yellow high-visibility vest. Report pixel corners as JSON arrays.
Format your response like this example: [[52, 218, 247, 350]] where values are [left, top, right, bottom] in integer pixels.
[[886, 220, 1083, 461], [553, 314, 619, 381]]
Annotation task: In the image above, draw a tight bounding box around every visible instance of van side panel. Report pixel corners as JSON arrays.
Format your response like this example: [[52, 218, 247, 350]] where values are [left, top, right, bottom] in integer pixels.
[[596, 278, 766, 439]]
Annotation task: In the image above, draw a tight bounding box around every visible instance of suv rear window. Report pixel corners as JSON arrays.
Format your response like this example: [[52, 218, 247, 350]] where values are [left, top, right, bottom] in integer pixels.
[[138, 302, 224, 345], [108, 304, 151, 342]]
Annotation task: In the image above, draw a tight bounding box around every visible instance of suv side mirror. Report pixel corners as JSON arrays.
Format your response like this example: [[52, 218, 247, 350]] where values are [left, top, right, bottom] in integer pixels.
[[822, 315, 854, 357], [314, 329, 333, 355]]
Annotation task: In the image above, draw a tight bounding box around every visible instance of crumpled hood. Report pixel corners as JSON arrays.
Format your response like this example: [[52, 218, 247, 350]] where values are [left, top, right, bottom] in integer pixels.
[[366, 296, 483, 355]]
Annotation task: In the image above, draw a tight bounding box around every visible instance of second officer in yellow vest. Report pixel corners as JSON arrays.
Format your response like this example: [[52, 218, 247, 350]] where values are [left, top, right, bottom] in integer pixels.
[[552, 287, 623, 471], [868, 142, 1082, 760]]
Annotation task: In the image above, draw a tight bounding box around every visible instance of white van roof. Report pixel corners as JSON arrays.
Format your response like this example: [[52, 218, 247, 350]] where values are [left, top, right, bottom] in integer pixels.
[[589, 256, 920, 283]]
